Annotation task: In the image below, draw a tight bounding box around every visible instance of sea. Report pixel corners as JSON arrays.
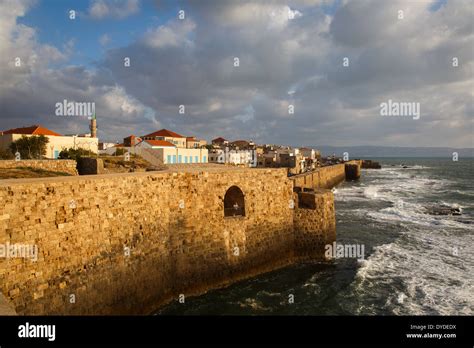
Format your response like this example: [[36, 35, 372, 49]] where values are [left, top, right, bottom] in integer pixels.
[[157, 158, 473, 315]]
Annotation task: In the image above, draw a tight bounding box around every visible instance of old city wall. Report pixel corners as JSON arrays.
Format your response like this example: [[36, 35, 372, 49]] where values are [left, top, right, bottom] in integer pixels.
[[0, 168, 300, 315], [290, 161, 362, 190], [290, 164, 346, 190], [0, 163, 345, 315], [0, 160, 78, 176]]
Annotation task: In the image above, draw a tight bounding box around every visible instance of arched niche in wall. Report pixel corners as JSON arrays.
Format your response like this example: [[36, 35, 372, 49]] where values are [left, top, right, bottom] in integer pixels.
[[223, 185, 245, 217]]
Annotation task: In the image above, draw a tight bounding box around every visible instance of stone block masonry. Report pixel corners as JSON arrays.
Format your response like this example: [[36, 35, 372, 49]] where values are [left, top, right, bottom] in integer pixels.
[[345, 161, 362, 180], [294, 190, 336, 261], [0, 160, 78, 175], [77, 157, 104, 175], [0, 165, 345, 315], [290, 164, 346, 190]]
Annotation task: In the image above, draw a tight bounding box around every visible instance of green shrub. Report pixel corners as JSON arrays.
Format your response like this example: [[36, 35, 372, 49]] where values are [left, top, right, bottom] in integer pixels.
[[0, 148, 14, 159], [114, 147, 126, 156], [9, 135, 49, 159], [58, 148, 95, 161]]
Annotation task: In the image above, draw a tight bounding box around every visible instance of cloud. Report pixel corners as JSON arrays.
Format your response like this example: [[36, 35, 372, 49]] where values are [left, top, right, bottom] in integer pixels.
[[0, 0, 156, 141], [88, 0, 139, 19], [99, 33, 110, 46], [0, 0, 472, 147], [142, 20, 196, 48]]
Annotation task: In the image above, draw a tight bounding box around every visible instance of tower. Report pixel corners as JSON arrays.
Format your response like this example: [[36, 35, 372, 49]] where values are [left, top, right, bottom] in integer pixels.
[[90, 113, 97, 138]]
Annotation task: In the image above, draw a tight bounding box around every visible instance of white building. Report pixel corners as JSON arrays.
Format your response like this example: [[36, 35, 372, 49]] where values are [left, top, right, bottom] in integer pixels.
[[0, 125, 98, 159], [209, 148, 257, 167], [135, 139, 208, 164], [299, 147, 316, 160]]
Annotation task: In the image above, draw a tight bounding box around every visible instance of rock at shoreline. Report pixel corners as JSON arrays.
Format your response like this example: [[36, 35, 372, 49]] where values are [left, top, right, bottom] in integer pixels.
[[424, 205, 462, 216], [361, 160, 382, 169]]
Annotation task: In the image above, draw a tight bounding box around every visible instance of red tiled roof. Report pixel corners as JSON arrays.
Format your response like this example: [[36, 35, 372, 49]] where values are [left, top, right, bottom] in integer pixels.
[[143, 129, 185, 138], [2, 125, 61, 136], [144, 140, 175, 147], [212, 137, 227, 142]]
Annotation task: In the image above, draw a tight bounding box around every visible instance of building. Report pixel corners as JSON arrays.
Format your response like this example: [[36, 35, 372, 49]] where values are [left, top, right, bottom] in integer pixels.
[[298, 147, 321, 170], [280, 152, 305, 174], [208, 148, 257, 167], [299, 147, 316, 160], [135, 139, 175, 149], [142, 129, 186, 148], [186, 136, 207, 149], [0, 125, 98, 159], [229, 140, 255, 150], [161, 147, 208, 164], [123, 135, 142, 147], [137, 129, 209, 164], [211, 137, 228, 147], [257, 152, 277, 167], [98, 142, 116, 151]]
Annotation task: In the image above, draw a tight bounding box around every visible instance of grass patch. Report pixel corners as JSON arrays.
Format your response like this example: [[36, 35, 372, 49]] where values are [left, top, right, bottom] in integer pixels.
[[0, 167, 72, 179]]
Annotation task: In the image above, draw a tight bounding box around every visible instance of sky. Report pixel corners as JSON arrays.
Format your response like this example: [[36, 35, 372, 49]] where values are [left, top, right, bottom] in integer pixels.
[[0, 0, 472, 147]]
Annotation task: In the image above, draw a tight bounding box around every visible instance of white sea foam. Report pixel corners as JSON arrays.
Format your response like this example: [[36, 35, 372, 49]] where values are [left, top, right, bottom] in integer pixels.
[[237, 298, 272, 311], [353, 233, 474, 315], [344, 162, 474, 315]]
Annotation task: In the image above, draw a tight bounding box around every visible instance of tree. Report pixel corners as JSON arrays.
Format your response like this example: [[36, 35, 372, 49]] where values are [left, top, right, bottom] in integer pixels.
[[58, 148, 94, 161], [9, 135, 49, 159], [0, 148, 14, 159]]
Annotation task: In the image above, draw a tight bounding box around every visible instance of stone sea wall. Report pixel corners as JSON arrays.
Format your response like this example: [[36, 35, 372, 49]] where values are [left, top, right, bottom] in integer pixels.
[[290, 164, 346, 189], [0, 168, 322, 315], [0, 163, 348, 315]]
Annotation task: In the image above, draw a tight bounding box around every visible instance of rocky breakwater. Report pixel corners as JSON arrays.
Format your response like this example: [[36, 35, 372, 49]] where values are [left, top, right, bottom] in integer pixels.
[[361, 160, 382, 169]]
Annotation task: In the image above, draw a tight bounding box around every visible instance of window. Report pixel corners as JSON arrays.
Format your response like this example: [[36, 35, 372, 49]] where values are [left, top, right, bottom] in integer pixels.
[[189, 156, 193, 163], [224, 186, 245, 217], [167, 155, 171, 163], [184, 156, 188, 163], [203, 155, 207, 162], [178, 155, 182, 163], [195, 156, 198, 163], [172, 155, 176, 163]]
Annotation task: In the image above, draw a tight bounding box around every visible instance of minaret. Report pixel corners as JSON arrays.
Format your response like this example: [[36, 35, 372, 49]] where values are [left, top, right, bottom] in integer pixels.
[[90, 113, 97, 138]]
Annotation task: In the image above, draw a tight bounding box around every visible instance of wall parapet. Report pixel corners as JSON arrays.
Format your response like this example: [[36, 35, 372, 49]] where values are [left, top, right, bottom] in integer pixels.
[[290, 164, 346, 190], [0, 159, 78, 175]]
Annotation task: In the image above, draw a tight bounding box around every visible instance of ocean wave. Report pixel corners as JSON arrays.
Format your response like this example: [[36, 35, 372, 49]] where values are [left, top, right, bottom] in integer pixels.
[[351, 233, 474, 315], [336, 173, 452, 205], [237, 298, 272, 312], [366, 203, 472, 230]]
